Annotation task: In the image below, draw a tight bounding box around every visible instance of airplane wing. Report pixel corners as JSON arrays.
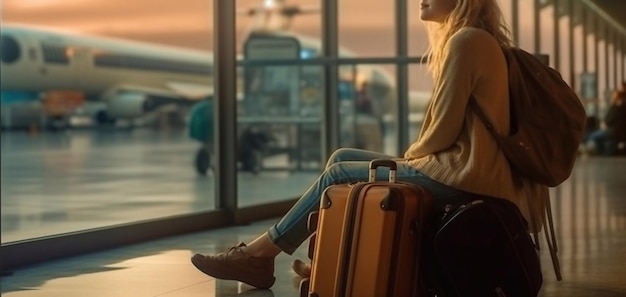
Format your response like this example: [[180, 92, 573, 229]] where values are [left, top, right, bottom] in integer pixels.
[[237, 5, 319, 17], [165, 82, 214, 99], [166, 81, 244, 101], [238, 8, 259, 16], [288, 6, 319, 15], [102, 84, 204, 101], [99, 84, 206, 119]]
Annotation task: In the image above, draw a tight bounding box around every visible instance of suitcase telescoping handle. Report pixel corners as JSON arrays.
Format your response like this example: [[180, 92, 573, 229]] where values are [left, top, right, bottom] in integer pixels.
[[369, 159, 397, 183]]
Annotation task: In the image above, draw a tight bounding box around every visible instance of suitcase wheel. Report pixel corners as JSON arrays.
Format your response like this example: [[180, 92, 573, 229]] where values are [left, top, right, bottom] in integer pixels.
[[299, 278, 310, 297], [307, 211, 319, 233], [308, 234, 316, 260]]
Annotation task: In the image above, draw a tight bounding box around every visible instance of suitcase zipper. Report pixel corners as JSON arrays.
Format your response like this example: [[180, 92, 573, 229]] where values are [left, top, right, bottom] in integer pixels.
[[338, 183, 366, 296], [386, 187, 406, 296]]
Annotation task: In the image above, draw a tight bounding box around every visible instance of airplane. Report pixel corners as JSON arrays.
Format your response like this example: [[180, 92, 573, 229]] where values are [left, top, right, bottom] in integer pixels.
[[0, 0, 431, 133], [1, 24, 217, 125]]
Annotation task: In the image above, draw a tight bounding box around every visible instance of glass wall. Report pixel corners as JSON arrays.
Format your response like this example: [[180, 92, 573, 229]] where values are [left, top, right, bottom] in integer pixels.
[[1, 0, 218, 243], [1, 0, 429, 241], [235, 1, 324, 207], [2, 0, 624, 268], [235, 0, 431, 206]]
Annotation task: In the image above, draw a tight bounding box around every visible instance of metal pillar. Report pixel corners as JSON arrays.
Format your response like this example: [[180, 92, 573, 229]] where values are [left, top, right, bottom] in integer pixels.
[[619, 36, 626, 83], [321, 0, 339, 161], [594, 17, 600, 117], [511, 0, 520, 44], [553, 0, 561, 70], [605, 25, 611, 96], [582, 7, 588, 74], [395, 0, 409, 155], [617, 36, 626, 84], [534, 0, 541, 54], [622, 36, 626, 81], [612, 31, 619, 88], [214, 0, 238, 214], [568, 1, 576, 87]]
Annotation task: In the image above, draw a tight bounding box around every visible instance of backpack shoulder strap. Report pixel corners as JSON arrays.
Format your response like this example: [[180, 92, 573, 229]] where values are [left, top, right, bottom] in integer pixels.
[[468, 95, 503, 138]]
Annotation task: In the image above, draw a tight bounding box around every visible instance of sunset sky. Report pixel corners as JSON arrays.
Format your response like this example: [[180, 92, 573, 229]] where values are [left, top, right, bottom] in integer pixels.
[[1, 0, 433, 54], [1, 0, 579, 91]]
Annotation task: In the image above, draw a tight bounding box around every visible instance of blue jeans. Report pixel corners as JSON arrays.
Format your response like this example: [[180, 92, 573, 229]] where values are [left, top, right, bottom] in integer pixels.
[[267, 148, 470, 254], [588, 129, 616, 155]]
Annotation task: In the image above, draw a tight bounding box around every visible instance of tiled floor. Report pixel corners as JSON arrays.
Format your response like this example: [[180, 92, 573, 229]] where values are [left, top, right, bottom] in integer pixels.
[[2, 130, 626, 296], [0, 217, 310, 297]]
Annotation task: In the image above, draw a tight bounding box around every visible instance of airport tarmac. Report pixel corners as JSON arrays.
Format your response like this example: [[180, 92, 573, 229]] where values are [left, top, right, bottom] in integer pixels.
[[1, 128, 321, 243]]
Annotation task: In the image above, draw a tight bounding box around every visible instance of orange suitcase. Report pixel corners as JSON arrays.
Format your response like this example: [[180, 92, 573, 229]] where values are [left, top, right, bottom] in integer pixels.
[[300, 159, 433, 297]]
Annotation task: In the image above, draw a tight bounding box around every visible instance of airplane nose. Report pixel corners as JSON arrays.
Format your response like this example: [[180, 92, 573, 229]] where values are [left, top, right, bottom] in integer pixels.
[[1, 35, 22, 64]]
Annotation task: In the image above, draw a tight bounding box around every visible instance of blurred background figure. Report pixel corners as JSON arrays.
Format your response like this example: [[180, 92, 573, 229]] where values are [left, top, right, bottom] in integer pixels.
[[586, 82, 626, 156], [353, 81, 384, 152], [189, 98, 215, 175], [355, 82, 373, 115]]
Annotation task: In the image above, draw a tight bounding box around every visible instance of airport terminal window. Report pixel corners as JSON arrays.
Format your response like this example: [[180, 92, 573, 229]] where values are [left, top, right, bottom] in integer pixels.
[[41, 44, 69, 64], [94, 54, 212, 75], [1, 35, 21, 63]]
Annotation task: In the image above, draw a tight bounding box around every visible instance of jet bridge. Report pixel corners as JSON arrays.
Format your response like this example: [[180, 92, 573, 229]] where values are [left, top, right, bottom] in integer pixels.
[[239, 34, 384, 171]]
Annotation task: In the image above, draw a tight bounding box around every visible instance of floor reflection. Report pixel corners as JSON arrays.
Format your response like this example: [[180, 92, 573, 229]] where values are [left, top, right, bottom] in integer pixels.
[[540, 156, 626, 297]]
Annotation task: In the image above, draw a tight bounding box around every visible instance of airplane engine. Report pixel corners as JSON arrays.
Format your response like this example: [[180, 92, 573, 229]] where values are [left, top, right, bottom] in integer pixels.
[[104, 92, 161, 119]]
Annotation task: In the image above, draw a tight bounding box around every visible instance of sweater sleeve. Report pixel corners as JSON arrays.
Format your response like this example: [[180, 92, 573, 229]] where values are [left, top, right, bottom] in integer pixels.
[[405, 31, 480, 158]]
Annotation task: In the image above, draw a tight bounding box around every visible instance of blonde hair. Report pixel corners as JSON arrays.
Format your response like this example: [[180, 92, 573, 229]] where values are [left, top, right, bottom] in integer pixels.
[[424, 0, 513, 79]]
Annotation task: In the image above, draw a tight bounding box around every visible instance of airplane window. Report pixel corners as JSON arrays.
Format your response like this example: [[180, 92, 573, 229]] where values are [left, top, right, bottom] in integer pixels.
[[1, 35, 21, 63], [41, 44, 69, 64], [94, 54, 211, 75]]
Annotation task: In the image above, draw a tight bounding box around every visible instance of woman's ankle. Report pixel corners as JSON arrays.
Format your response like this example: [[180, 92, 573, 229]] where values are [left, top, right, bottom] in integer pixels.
[[244, 233, 282, 258], [241, 245, 279, 258]]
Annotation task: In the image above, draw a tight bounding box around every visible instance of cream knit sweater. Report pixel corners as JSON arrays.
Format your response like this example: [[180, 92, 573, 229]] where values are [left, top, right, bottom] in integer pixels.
[[404, 27, 548, 229]]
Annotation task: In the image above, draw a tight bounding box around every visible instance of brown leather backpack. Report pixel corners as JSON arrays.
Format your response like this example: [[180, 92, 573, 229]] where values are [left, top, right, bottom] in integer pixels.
[[470, 47, 587, 187]]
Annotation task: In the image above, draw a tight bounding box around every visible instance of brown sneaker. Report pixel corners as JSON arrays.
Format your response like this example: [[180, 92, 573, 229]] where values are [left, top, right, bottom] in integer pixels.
[[291, 259, 311, 278], [191, 242, 275, 289]]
